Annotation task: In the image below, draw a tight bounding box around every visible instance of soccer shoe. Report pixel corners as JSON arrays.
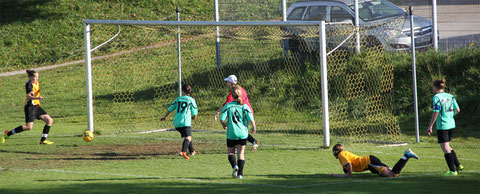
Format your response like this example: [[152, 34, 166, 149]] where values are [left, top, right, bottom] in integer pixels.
[[232, 165, 239, 178], [443, 171, 458, 176], [39, 140, 54, 145], [180, 152, 190, 159], [1, 130, 8, 144], [191, 150, 198, 156], [251, 140, 260, 152], [238, 175, 243, 179], [456, 165, 464, 172], [404, 149, 419, 160]]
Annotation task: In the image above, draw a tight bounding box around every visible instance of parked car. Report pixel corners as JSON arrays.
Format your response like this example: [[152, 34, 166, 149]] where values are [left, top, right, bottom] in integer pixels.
[[281, 0, 434, 54]]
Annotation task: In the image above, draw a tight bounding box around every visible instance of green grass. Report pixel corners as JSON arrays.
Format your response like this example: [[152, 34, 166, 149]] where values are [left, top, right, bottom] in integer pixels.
[[0, 124, 479, 193]]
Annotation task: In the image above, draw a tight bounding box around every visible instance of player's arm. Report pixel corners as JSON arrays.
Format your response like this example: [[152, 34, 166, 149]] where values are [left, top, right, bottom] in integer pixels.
[[191, 100, 198, 120], [214, 105, 224, 121], [427, 112, 438, 135], [246, 107, 256, 134], [161, 101, 177, 121], [160, 111, 170, 121], [330, 163, 352, 178], [25, 83, 42, 100], [219, 106, 228, 130], [215, 93, 234, 120]]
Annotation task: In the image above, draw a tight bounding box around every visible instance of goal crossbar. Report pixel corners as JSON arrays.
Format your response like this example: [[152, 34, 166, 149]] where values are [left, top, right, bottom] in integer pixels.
[[84, 19, 325, 26]]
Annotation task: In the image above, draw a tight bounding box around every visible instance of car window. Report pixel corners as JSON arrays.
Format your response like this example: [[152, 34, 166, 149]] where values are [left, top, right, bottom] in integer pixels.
[[287, 7, 306, 20], [330, 6, 353, 22], [349, 0, 405, 22], [304, 6, 327, 21]]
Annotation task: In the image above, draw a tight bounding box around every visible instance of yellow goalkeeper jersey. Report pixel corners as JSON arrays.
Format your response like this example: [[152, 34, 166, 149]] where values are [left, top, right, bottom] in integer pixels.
[[337, 151, 371, 172]]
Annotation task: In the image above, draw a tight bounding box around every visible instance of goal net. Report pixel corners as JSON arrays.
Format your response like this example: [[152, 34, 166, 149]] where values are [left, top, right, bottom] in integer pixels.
[[84, 17, 406, 145]]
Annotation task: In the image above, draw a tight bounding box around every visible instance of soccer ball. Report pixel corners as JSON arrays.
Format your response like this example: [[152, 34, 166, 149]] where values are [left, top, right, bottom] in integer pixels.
[[83, 130, 94, 142]]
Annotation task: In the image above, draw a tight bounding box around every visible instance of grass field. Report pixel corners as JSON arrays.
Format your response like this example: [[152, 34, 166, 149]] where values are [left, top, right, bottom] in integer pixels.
[[1, 120, 479, 193]]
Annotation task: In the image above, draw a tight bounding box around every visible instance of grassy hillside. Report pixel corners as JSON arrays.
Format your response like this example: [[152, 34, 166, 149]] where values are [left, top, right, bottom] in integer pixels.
[[0, 0, 213, 72]]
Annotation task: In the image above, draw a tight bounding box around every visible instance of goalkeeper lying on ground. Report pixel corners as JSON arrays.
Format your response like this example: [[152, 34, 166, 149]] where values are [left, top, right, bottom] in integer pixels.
[[330, 144, 419, 178]]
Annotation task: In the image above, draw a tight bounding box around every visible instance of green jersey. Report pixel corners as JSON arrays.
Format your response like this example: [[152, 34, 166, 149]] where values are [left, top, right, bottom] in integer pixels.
[[168, 95, 198, 128], [220, 102, 254, 140], [432, 92, 459, 130]]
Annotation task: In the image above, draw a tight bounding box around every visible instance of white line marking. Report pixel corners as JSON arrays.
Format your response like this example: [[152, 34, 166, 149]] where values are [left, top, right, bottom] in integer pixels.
[[137, 128, 175, 134]]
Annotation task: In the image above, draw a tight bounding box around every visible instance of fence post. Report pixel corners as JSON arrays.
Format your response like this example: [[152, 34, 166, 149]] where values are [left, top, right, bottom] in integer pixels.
[[432, 0, 438, 51], [319, 21, 330, 147], [215, 0, 221, 68], [177, 8, 182, 97], [282, 0, 287, 21], [410, 7, 420, 143], [354, 0, 360, 53]]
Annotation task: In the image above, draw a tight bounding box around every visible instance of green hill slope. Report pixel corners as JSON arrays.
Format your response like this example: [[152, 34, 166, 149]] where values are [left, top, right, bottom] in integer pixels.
[[0, 0, 213, 72]]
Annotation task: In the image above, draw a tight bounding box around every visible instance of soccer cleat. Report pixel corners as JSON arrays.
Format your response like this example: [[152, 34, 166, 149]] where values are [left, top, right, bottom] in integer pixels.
[[456, 165, 464, 172], [232, 165, 239, 178], [404, 149, 419, 160], [238, 175, 243, 179], [39, 140, 54, 145], [251, 140, 260, 152], [1, 130, 9, 144], [191, 150, 198, 156], [443, 171, 458, 176], [180, 152, 190, 159]]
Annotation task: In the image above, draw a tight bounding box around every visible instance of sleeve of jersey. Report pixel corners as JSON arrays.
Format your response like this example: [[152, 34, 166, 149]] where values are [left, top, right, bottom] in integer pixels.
[[167, 100, 177, 112], [245, 105, 254, 122], [220, 105, 228, 121], [452, 97, 459, 109], [25, 82, 33, 95], [223, 92, 234, 106], [190, 98, 198, 116], [432, 96, 441, 112], [338, 152, 350, 167]]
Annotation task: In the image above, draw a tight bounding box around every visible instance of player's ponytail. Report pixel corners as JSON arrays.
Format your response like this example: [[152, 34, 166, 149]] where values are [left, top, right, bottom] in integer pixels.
[[26, 69, 37, 77], [433, 78, 446, 90], [182, 84, 195, 98], [232, 87, 244, 105]]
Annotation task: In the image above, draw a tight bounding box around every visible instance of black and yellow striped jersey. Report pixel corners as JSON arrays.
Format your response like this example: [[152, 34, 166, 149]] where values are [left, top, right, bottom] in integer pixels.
[[25, 80, 40, 106]]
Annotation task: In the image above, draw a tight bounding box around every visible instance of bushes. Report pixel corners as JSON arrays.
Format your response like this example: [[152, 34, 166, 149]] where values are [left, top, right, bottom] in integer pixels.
[[392, 47, 480, 121]]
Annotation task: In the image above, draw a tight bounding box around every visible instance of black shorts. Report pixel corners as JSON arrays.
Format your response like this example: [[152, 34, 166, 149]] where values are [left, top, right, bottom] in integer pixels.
[[437, 129, 454, 143], [227, 139, 247, 147], [24, 105, 47, 123], [367, 155, 389, 174], [176, 126, 192, 138]]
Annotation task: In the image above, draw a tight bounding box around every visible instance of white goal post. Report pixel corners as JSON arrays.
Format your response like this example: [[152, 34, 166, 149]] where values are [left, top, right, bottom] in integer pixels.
[[83, 20, 330, 146]]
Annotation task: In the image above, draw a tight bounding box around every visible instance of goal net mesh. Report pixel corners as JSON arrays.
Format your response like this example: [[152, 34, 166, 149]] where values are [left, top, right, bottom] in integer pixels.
[[88, 17, 406, 144]]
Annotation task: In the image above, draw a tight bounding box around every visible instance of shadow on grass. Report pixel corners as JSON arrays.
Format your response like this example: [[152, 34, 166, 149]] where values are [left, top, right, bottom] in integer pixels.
[[0, 0, 59, 25], [2, 171, 477, 193]]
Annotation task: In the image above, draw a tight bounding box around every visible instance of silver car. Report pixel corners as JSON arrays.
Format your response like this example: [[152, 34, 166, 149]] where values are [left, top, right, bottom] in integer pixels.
[[281, 0, 434, 52]]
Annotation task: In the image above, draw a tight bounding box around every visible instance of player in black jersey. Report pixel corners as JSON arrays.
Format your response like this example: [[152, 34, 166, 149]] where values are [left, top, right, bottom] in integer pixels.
[[1, 70, 54, 144]]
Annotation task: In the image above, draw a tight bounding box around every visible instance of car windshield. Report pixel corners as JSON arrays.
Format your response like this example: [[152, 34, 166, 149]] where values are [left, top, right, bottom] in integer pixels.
[[349, 0, 405, 22]]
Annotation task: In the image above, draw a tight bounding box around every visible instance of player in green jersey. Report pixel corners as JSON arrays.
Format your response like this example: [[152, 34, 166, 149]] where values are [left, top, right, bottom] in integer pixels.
[[220, 87, 256, 179], [427, 78, 463, 176], [160, 84, 198, 159]]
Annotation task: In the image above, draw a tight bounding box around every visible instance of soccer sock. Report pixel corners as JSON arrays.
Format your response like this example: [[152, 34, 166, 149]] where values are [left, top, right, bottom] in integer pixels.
[[392, 158, 408, 174], [238, 159, 245, 176], [188, 141, 195, 153], [247, 134, 256, 144], [444, 153, 456, 172], [40, 125, 50, 142], [228, 155, 237, 168], [7, 126, 24, 136], [451, 150, 461, 167], [181, 139, 190, 152]]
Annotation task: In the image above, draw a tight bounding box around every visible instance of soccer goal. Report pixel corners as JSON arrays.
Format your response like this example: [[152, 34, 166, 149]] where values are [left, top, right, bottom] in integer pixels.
[[83, 17, 406, 146]]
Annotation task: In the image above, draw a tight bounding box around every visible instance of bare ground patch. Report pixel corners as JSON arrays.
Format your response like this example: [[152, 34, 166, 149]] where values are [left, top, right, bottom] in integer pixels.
[[0, 142, 221, 170]]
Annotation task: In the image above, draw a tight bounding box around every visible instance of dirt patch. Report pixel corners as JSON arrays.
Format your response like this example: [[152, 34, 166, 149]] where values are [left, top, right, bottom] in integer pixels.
[[0, 142, 221, 170]]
